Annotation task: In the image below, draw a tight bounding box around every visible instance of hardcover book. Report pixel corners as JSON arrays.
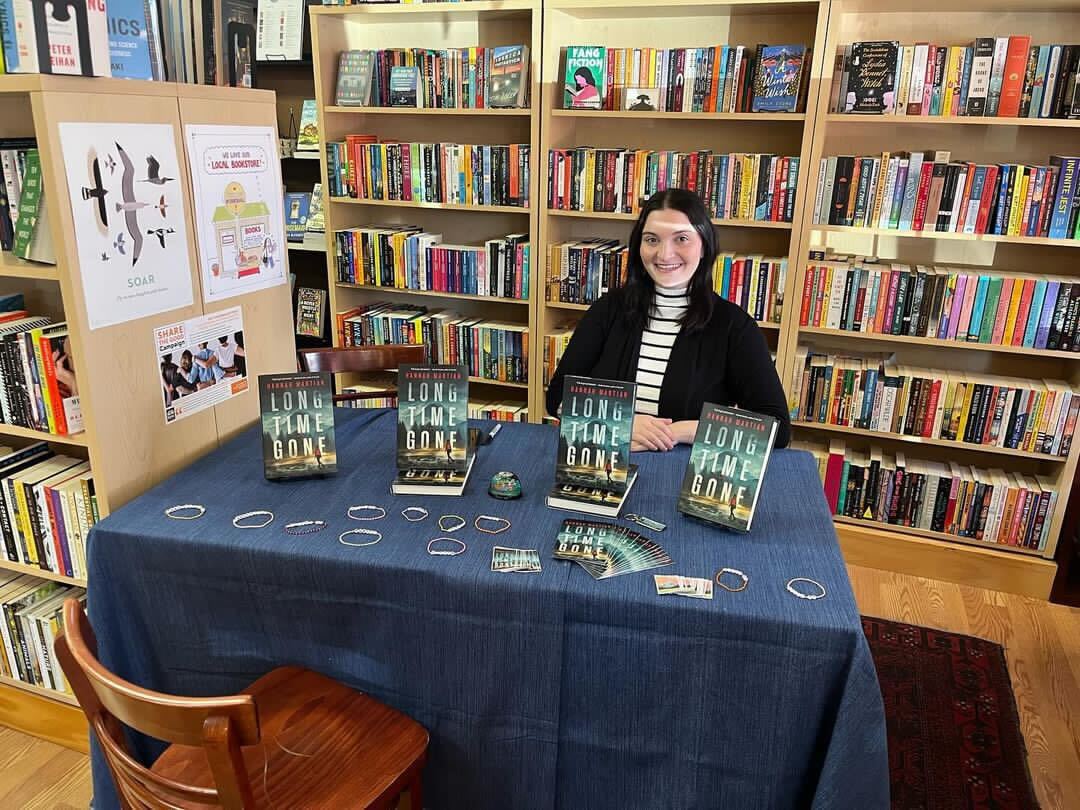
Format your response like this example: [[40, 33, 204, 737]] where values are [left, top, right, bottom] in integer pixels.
[[843, 41, 898, 114], [393, 364, 472, 495], [547, 375, 636, 517], [564, 46, 605, 109], [335, 49, 374, 106], [389, 65, 420, 107], [488, 44, 529, 108], [7, 0, 111, 76], [259, 372, 337, 480], [677, 404, 778, 532], [751, 44, 807, 113], [283, 192, 311, 243], [107, 0, 163, 81]]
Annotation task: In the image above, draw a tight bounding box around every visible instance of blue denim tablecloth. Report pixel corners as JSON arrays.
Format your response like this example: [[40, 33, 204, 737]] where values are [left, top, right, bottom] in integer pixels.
[[87, 407, 888, 809]]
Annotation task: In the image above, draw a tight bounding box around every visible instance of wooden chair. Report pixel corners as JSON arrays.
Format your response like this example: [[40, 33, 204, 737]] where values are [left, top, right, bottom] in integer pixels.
[[297, 344, 427, 405], [55, 599, 428, 809]]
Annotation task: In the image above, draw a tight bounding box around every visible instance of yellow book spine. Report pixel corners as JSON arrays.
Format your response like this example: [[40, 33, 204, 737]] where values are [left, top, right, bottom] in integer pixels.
[[1007, 167, 1028, 236], [942, 47, 961, 116], [1002, 278, 1025, 344], [584, 149, 595, 211], [954, 379, 976, 443], [12, 480, 38, 565]]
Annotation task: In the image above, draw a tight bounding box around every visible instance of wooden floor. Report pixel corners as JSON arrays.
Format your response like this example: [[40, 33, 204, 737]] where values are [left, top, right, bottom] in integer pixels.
[[1, 564, 1077, 810]]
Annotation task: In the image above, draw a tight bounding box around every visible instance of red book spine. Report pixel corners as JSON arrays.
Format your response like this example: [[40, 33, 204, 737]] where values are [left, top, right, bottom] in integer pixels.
[[922, 379, 942, 437], [800, 265, 815, 326], [996, 36, 1032, 117], [911, 162, 935, 230], [1013, 279, 1035, 346], [974, 165, 1000, 234]]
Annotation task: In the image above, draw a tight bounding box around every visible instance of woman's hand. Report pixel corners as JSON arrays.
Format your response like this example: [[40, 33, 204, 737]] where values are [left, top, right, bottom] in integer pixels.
[[669, 420, 698, 446], [632, 414, 676, 452]]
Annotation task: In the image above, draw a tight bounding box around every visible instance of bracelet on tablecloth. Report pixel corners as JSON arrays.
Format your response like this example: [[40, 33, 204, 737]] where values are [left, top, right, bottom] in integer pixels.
[[284, 520, 326, 536], [232, 510, 274, 529], [715, 568, 748, 593], [401, 507, 429, 522], [427, 537, 467, 556], [438, 514, 466, 533], [347, 505, 386, 521], [339, 528, 382, 547], [165, 504, 206, 520], [474, 515, 510, 535], [785, 578, 826, 601]]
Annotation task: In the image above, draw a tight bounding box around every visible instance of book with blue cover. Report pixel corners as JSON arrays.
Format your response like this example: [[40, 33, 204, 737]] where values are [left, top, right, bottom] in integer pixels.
[[284, 192, 311, 242], [107, 0, 163, 80], [751, 44, 807, 113], [677, 404, 778, 532]]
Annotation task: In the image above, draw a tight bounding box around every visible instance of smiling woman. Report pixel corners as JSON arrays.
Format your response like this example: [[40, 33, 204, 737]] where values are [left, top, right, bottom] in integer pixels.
[[545, 188, 791, 452]]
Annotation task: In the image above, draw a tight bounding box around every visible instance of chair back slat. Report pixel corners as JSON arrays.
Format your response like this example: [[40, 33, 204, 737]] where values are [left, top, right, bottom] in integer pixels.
[[296, 344, 426, 375], [55, 599, 259, 809]]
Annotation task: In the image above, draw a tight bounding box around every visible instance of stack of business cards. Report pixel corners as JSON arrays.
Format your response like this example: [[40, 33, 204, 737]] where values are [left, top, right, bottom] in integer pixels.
[[491, 546, 542, 573], [554, 518, 672, 579], [654, 575, 714, 600]]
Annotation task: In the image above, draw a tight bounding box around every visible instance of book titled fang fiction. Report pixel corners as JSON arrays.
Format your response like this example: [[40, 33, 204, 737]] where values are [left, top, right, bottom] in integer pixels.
[[395, 363, 470, 479], [547, 376, 636, 517], [259, 372, 337, 480], [677, 404, 778, 532]]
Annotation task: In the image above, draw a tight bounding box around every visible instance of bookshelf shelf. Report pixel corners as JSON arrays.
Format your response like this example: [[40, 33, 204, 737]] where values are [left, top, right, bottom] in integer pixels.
[[312, 0, 535, 17], [0, 424, 88, 447], [0, 253, 58, 280], [798, 327, 1080, 359], [331, 198, 530, 214], [287, 234, 327, 253], [325, 105, 531, 117], [337, 282, 529, 306], [791, 420, 1067, 462], [284, 151, 321, 160], [469, 376, 529, 390], [0, 674, 78, 708], [810, 224, 1080, 248], [547, 209, 794, 229], [0, 558, 86, 587], [546, 301, 590, 311], [823, 113, 1080, 128], [551, 110, 806, 121], [831, 514, 1046, 558]]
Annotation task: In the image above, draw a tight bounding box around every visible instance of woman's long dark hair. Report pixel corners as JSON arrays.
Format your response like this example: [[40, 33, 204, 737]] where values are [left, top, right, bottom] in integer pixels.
[[623, 188, 718, 333]]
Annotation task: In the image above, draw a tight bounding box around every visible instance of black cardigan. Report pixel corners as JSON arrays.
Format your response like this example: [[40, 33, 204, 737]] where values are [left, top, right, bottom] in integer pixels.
[[545, 288, 791, 448]]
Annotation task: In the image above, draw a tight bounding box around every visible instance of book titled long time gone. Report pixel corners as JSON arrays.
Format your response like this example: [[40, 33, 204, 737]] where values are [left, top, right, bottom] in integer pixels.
[[547, 375, 636, 516], [393, 364, 472, 495], [677, 404, 778, 532], [259, 372, 337, 480]]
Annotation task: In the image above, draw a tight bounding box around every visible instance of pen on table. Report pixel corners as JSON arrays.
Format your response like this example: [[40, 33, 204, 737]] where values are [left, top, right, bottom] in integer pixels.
[[487, 424, 502, 442]]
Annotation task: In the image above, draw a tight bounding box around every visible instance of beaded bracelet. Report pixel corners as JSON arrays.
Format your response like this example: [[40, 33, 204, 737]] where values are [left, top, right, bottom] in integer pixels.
[[474, 515, 510, 535], [401, 507, 429, 522], [715, 568, 749, 593], [438, 514, 466, 533], [427, 537, 467, 556], [785, 577, 826, 600], [232, 510, 274, 529], [165, 504, 206, 520], [284, 520, 327, 536], [339, 528, 382, 547], [347, 505, 386, 521]]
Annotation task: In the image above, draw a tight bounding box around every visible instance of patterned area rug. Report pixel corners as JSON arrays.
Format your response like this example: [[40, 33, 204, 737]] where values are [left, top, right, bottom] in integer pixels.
[[862, 617, 1040, 810]]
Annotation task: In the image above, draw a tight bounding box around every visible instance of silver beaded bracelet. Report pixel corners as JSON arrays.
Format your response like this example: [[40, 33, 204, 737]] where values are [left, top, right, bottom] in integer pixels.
[[474, 515, 511, 535], [785, 577, 827, 600], [339, 528, 382, 547], [347, 505, 386, 521], [401, 507, 429, 522], [165, 504, 206, 520], [427, 537, 467, 556], [232, 510, 274, 529], [284, 520, 327, 536], [438, 514, 466, 533]]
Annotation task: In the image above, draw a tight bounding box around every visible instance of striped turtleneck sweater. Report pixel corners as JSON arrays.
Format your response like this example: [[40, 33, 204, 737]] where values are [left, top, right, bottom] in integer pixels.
[[634, 284, 688, 416]]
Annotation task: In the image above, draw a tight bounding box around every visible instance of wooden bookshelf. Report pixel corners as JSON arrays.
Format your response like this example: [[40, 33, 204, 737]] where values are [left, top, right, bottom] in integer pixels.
[[790, 0, 1080, 595], [0, 75, 293, 739], [0, 674, 78, 707], [538, 0, 829, 419], [309, 1, 540, 417]]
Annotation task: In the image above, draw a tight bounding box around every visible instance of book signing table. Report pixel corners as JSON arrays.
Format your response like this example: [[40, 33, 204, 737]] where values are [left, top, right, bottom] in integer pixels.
[[86, 408, 888, 809]]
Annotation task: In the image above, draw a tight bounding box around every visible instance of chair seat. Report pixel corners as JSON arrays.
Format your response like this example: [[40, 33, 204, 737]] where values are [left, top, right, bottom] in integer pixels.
[[151, 666, 428, 809]]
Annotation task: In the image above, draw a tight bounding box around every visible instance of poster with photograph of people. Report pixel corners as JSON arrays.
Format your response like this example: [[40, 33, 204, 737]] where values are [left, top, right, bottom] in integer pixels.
[[155, 306, 249, 424]]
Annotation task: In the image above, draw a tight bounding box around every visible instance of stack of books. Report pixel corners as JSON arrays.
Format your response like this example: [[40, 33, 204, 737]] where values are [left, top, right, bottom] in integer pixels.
[[0, 576, 85, 696]]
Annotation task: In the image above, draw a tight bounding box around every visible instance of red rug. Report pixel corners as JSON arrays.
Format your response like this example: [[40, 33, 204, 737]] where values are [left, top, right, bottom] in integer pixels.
[[862, 617, 1040, 810]]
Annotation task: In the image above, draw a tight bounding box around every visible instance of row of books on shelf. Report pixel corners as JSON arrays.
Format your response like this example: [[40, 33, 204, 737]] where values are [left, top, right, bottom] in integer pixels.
[[790, 348, 1078, 458], [335, 46, 530, 109], [547, 148, 800, 223], [543, 329, 572, 387], [337, 302, 528, 384], [0, 140, 53, 263], [544, 240, 787, 325], [0, 443, 97, 579], [797, 439, 1057, 551], [337, 372, 529, 421], [0, 307, 82, 437], [802, 256, 1080, 352], [0, 576, 84, 697], [832, 38, 1080, 119], [562, 43, 811, 114], [334, 227, 530, 300], [326, 139, 531, 208], [813, 152, 1080, 239]]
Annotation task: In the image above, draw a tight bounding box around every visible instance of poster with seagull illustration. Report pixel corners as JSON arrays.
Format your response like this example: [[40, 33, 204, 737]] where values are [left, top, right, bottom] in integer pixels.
[[58, 122, 194, 330], [183, 124, 287, 303]]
